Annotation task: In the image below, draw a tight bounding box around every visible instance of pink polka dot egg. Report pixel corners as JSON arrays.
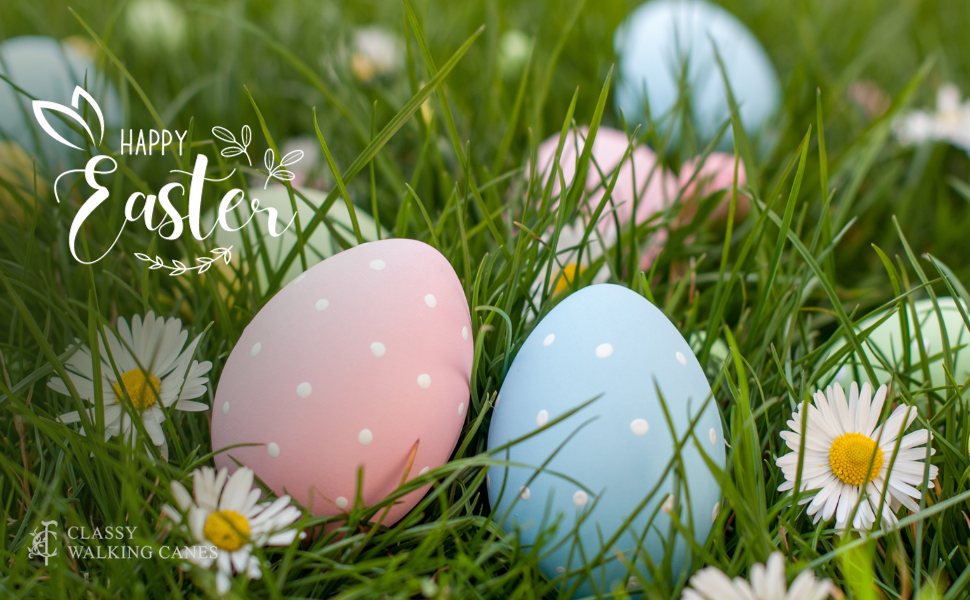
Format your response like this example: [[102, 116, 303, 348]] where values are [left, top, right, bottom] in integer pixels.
[[212, 239, 473, 525]]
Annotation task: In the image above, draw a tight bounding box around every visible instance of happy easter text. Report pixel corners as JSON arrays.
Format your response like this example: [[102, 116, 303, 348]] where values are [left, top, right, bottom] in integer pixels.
[[120, 129, 189, 156], [66, 153, 296, 264]]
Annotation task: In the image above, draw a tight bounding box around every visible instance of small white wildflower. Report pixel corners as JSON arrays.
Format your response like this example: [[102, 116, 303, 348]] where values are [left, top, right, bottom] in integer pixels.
[[895, 83, 970, 154], [162, 467, 304, 595], [351, 26, 404, 82], [683, 552, 836, 600]]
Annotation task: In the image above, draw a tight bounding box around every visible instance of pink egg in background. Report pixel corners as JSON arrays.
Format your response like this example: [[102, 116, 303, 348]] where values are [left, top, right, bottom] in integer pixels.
[[640, 151, 748, 270], [532, 126, 678, 231], [677, 151, 748, 223], [212, 238, 473, 526], [530, 127, 746, 272]]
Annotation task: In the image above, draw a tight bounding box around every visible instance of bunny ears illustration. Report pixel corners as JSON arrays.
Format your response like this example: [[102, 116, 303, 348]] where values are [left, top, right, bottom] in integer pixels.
[[32, 85, 105, 151]]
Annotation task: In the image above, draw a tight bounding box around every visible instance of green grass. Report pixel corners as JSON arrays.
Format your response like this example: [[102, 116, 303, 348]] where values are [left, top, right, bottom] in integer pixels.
[[2, 0, 970, 598]]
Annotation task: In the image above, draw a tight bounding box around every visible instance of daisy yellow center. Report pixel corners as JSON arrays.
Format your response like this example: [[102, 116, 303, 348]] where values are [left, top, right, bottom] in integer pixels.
[[203, 510, 250, 552], [828, 432, 884, 486], [111, 370, 161, 411], [352, 54, 375, 81], [554, 264, 585, 295]]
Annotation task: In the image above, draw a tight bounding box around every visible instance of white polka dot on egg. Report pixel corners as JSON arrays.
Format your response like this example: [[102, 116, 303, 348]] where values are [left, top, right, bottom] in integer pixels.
[[556, 567, 565, 574], [296, 382, 312, 398], [536, 410, 549, 426], [661, 494, 674, 514], [417, 374, 431, 389], [315, 299, 329, 311], [425, 294, 436, 308], [573, 490, 588, 507], [370, 342, 386, 357], [520, 486, 531, 501], [222, 402, 230, 415], [369, 259, 385, 270], [292, 273, 306, 284], [267, 443, 280, 457], [250, 342, 261, 357], [709, 428, 718, 445], [358, 429, 373, 445], [458, 402, 465, 416], [630, 418, 649, 435], [419, 466, 429, 476], [596, 343, 613, 358], [543, 333, 555, 347], [676, 351, 687, 366], [335, 496, 349, 510], [712, 502, 720, 522], [462, 326, 469, 340]]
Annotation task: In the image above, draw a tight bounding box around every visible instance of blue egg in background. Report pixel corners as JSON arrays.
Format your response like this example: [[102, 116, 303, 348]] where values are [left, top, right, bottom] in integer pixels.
[[614, 0, 781, 148], [0, 36, 121, 170], [486, 284, 725, 594]]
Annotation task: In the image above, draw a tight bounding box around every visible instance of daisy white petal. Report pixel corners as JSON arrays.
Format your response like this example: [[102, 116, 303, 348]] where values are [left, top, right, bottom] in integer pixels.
[[188, 506, 208, 542], [173, 399, 209, 412], [246, 554, 262, 579], [215, 568, 231, 595], [231, 547, 252, 573], [264, 529, 299, 546], [219, 468, 255, 512], [161, 504, 183, 525], [171, 480, 193, 511], [58, 411, 82, 424], [865, 384, 887, 436], [142, 410, 166, 446]]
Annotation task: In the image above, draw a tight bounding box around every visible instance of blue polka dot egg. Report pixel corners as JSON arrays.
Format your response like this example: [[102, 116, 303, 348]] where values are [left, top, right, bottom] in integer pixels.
[[614, 0, 780, 146], [486, 284, 725, 593]]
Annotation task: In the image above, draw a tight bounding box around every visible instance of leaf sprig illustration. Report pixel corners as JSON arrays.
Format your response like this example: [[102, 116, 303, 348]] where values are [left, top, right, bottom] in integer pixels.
[[134, 247, 233, 277], [212, 125, 252, 165], [263, 148, 304, 188]]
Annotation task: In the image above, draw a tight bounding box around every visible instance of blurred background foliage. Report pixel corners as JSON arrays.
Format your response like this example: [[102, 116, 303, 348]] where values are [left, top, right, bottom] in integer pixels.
[[3, 0, 970, 294]]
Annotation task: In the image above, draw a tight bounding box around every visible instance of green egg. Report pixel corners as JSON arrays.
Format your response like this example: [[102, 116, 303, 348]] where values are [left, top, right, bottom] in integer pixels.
[[215, 185, 384, 292], [826, 297, 970, 390]]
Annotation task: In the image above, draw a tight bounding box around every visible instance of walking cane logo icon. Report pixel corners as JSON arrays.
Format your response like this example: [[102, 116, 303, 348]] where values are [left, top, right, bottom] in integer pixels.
[[28, 520, 58, 565]]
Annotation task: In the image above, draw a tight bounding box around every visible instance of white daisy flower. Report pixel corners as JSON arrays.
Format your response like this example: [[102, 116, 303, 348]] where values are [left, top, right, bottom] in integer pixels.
[[351, 26, 404, 82], [162, 466, 304, 595], [894, 83, 970, 155], [683, 552, 835, 600], [775, 382, 938, 532], [50, 311, 212, 458]]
